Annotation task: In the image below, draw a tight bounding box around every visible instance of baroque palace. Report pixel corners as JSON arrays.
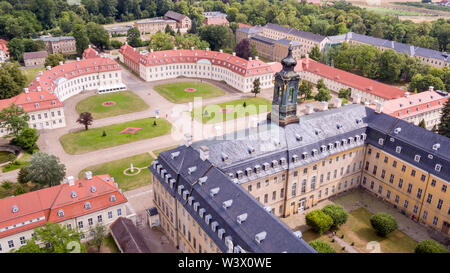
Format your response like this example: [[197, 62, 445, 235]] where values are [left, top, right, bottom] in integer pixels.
[[150, 45, 450, 253]]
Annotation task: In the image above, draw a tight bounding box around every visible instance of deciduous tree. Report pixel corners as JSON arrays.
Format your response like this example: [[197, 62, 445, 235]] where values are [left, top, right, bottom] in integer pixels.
[[370, 212, 398, 237], [45, 53, 65, 68], [25, 152, 66, 187], [77, 112, 93, 131], [0, 104, 29, 137]]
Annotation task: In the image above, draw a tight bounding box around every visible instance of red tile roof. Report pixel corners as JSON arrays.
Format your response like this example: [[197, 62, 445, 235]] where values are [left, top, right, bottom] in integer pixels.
[[238, 23, 253, 28], [203, 17, 229, 26], [0, 174, 127, 239], [0, 48, 120, 113], [0, 39, 8, 55], [119, 44, 274, 77], [271, 58, 405, 100], [82, 47, 99, 59]]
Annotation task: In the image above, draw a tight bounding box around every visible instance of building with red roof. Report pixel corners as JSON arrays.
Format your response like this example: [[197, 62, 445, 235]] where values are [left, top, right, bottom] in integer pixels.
[[0, 39, 9, 63], [82, 45, 99, 59], [270, 57, 406, 103], [203, 17, 229, 26], [0, 48, 126, 135], [370, 88, 448, 130], [119, 44, 275, 92], [0, 173, 130, 252]]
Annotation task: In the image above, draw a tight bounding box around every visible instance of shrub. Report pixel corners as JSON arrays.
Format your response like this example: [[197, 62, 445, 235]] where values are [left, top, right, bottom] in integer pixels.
[[331, 239, 335, 243], [17, 167, 29, 184], [342, 246, 346, 251], [341, 234, 344, 239], [415, 240, 448, 253], [351, 242, 355, 246], [7, 153, 17, 162], [13, 185, 27, 196], [322, 204, 349, 228], [2, 181, 12, 190], [305, 210, 333, 234], [102, 130, 107, 137], [309, 240, 336, 253], [370, 212, 398, 237]]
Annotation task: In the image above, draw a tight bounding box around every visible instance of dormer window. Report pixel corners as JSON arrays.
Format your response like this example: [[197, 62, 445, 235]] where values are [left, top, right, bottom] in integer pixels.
[[210, 187, 220, 197], [248, 146, 255, 154], [432, 143, 440, 151], [361, 133, 367, 140], [245, 168, 252, 176], [178, 185, 184, 195], [57, 209, 64, 217], [193, 202, 200, 211], [394, 127, 401, 134], [236, 170, 243, 179], [84, 202, 91, 209], [255, 231, 267, 244], [237, 213, 248, 224], [320, 145, 327, 153], [205, 214, 212, 225], [328, 143, 334, 150], [312, 149, 318, 157], [293, 155, 299, 163], [435, 164, 442, 172], [12, 205, 19, 213], [272, 160, 278, 168], [110, 195, 116, 202], [295, 134, 302, 141], [378, 138, 384, 145], [302, 152, 308, 159], [71, 191, 77, 198], [396, 146, 402, 153], [199, 176, 207, 185], [414, 155, 421, 162], [221, 153, 229, 162], [211, 221, 219, 232], [90, 186, 96, 193], [263, 162, 270, 171], [255, 165, 261, 174]]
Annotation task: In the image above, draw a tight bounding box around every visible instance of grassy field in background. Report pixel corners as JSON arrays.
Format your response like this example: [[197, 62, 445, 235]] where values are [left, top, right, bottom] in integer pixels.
[[75, 91, 149, 119], [153, 81, 226, 103], [59, 117, 171, 154], [22, 67, 45, 85]]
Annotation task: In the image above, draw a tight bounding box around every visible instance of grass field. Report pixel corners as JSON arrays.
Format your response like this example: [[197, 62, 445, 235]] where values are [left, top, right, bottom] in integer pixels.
[[301, 230, 348, 253], [153, 81, 226, 103], [192, 97, 271, 124], [75, 91, 149, 120], [303, 207, 417, 253], [22, 67, 45, 85], [59, 117, 171, 154], [365, 6, 435, 16], [0, 151, 14, 164], [2, 152, 33, 172], [79, 153, 154, 191]]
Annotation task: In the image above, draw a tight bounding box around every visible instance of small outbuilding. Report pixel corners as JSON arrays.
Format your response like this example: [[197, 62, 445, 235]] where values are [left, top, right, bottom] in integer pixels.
[[110, 217, 151, 253]]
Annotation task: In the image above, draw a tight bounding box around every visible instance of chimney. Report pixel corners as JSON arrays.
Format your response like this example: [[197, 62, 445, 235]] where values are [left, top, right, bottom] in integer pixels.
[[24, 88, 29, 93], [76, 57, 80, 61], [375, 101, 384, 114], [85, 171, 92, 180], [219, 49, 223, 53], [404, 92, 410, 97], [429, 86, 434, 92], [37, 86, 41, 92], [59, 61, 63, 65], [184, 133, 192, 147], [206, 48, 210, 51], [173, 46, 177, 50], [319, 101, 328, 111], [352, 93, 361, 104], [364, 101, 370, 106], [199, 146, 209, 161], [38, 71, 43, 75], [255, 56, 259, 60], [305, 104, 314, 114], [150, 49, 153, 53], [249, 57, 252, 61], [191, 47, 194, 50], [232, 52, 236, 56], [88, 44, 91, 48], [67, 176, 75, 186], [305, 53, 309, 59], [46, 66, 51, 70]]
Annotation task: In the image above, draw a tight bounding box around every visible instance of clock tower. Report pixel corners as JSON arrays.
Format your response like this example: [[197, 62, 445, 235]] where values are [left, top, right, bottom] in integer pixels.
[[268, 43, 300, 126]]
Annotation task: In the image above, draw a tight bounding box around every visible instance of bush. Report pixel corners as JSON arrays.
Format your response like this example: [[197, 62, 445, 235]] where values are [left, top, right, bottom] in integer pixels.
[[1, 181, 12, 190], [341, 234, 344, 239], [309, 240, 336, 253], [370, 212, 398, 237], [342, 246, 346, 251], [7, 153, 17, 162], [322, 204, 349, 228], [110, 40, 123, 49], [13, 185, 27, 196], [415, 240, 448, 253], [305, 209, 334, 234], [17, 167, 29, 184], [351, 242, 355, 246]]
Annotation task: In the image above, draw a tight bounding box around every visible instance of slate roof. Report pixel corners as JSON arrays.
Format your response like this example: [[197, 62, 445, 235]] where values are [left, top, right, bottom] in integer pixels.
[[251, 35, 276, 45], [151, 104, 450, 253], [23, 51, 48, 60], [150, 146, 315, 253], [164, 10, 189, 22], [328, 32, 450, 64], [34, 36, 75, 42], [110, 217, 151, 253], [264, 23, 326, 43]]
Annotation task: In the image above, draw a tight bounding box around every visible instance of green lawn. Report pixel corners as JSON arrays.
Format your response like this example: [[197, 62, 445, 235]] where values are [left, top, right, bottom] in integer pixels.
[[192, 97, 271, 124], [153, 81, 226, 103], [22, 67, 45, 85], [59, 117, 172, 154], [2, 152, 33, 172], [0, 151, 14, 164], [365, 6, 434, 17], [79, 153, 154, 192], [75, 91, 149, 120], [301, 207, 417, 253]]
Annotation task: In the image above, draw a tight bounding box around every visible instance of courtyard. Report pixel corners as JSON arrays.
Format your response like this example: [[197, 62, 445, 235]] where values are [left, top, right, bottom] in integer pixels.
[[283, 189, 442, 253], [59, 117, 172, 154], [153, 81, 226, 103], [75, 91, 149, 120]]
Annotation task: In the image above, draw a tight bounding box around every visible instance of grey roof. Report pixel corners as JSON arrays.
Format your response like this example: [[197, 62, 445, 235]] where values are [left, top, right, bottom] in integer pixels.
[[203, 11, 227, 18], [23, 51, 47, 60], [264, 23, 326, 43], [328, 32, 449, 64], [251, 35, 276, 45], [150, 146, 315, 253], [151, 104, 450, 253], [110, 217, 151, 253], [105, 26, 132, 33], [136, 18, 176, 24], [237, 26, 263, 35], [276, 39, 301, 47], [34, 36, 75, 42], [147, 207, 158, 216], [164, 10, 189, 22]]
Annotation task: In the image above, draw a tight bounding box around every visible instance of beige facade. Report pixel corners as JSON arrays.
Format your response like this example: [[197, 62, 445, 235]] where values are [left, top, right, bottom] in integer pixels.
[[134, 18, 178, 35], [24, 57, 45, 67], [36, 36, 76, 55]]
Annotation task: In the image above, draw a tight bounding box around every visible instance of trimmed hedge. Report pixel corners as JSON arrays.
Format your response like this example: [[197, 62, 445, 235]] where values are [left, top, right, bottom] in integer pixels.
[[322, 204, 349, 228], [309, 240, 336, 253], [415, 240, 448, 253], [370, 212, 398, 237], [306, 210, 333, 234]]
